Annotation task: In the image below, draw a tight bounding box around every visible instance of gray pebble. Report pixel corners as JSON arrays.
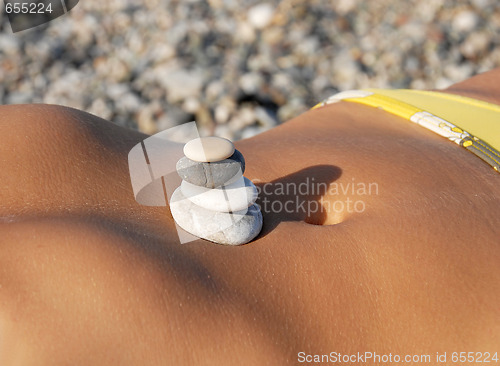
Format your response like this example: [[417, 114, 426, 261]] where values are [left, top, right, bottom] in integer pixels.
[[176, 149, 246, 188], [170, 188, 263, 246]]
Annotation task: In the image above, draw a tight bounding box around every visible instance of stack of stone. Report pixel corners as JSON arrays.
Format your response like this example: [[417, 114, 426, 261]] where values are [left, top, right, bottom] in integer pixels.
[[170, 136, 263, 245]]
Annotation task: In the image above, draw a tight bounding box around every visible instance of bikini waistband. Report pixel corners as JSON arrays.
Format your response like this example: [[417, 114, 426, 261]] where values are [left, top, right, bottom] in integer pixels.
[[313, 89, 500, 174]]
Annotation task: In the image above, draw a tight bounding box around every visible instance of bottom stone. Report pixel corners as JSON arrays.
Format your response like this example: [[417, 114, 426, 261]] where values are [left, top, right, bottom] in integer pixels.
[[169, 187, 263, 245]]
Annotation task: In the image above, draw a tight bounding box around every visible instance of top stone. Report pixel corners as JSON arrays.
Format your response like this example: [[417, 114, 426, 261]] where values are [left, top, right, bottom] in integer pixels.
[[184, 136, 235, 163]]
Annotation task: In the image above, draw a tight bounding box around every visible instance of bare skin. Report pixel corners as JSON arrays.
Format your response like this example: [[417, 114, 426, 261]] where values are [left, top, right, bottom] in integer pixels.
[[0, 70, 499, 365]]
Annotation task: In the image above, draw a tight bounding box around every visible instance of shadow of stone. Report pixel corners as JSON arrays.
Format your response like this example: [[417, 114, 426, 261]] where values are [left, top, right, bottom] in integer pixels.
[[254, 164, 342, 238]]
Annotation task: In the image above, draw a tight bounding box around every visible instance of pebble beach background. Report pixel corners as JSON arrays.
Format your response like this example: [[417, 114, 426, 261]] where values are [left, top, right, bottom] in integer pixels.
[[0, 0, 499, 139]]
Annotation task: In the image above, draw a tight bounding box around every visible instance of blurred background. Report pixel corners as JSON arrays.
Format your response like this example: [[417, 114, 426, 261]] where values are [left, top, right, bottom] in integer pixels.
[[0, 0, 499, 139]]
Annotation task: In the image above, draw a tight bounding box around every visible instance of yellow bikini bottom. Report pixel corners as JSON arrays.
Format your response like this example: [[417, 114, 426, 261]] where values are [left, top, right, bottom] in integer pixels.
[[313, 89, 500, 174]]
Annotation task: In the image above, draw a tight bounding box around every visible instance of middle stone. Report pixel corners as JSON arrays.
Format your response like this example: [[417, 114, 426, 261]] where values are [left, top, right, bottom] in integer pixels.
[[181, 175, 258, 212], [176, 149, 246, 188]]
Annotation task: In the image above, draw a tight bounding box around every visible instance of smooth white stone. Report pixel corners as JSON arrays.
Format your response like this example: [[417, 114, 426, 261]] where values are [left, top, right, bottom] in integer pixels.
[[247, 3, 274, 29], [183, 136, 235, 163], [170, 188, 263, 245], [181, 176, 257, 212]]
